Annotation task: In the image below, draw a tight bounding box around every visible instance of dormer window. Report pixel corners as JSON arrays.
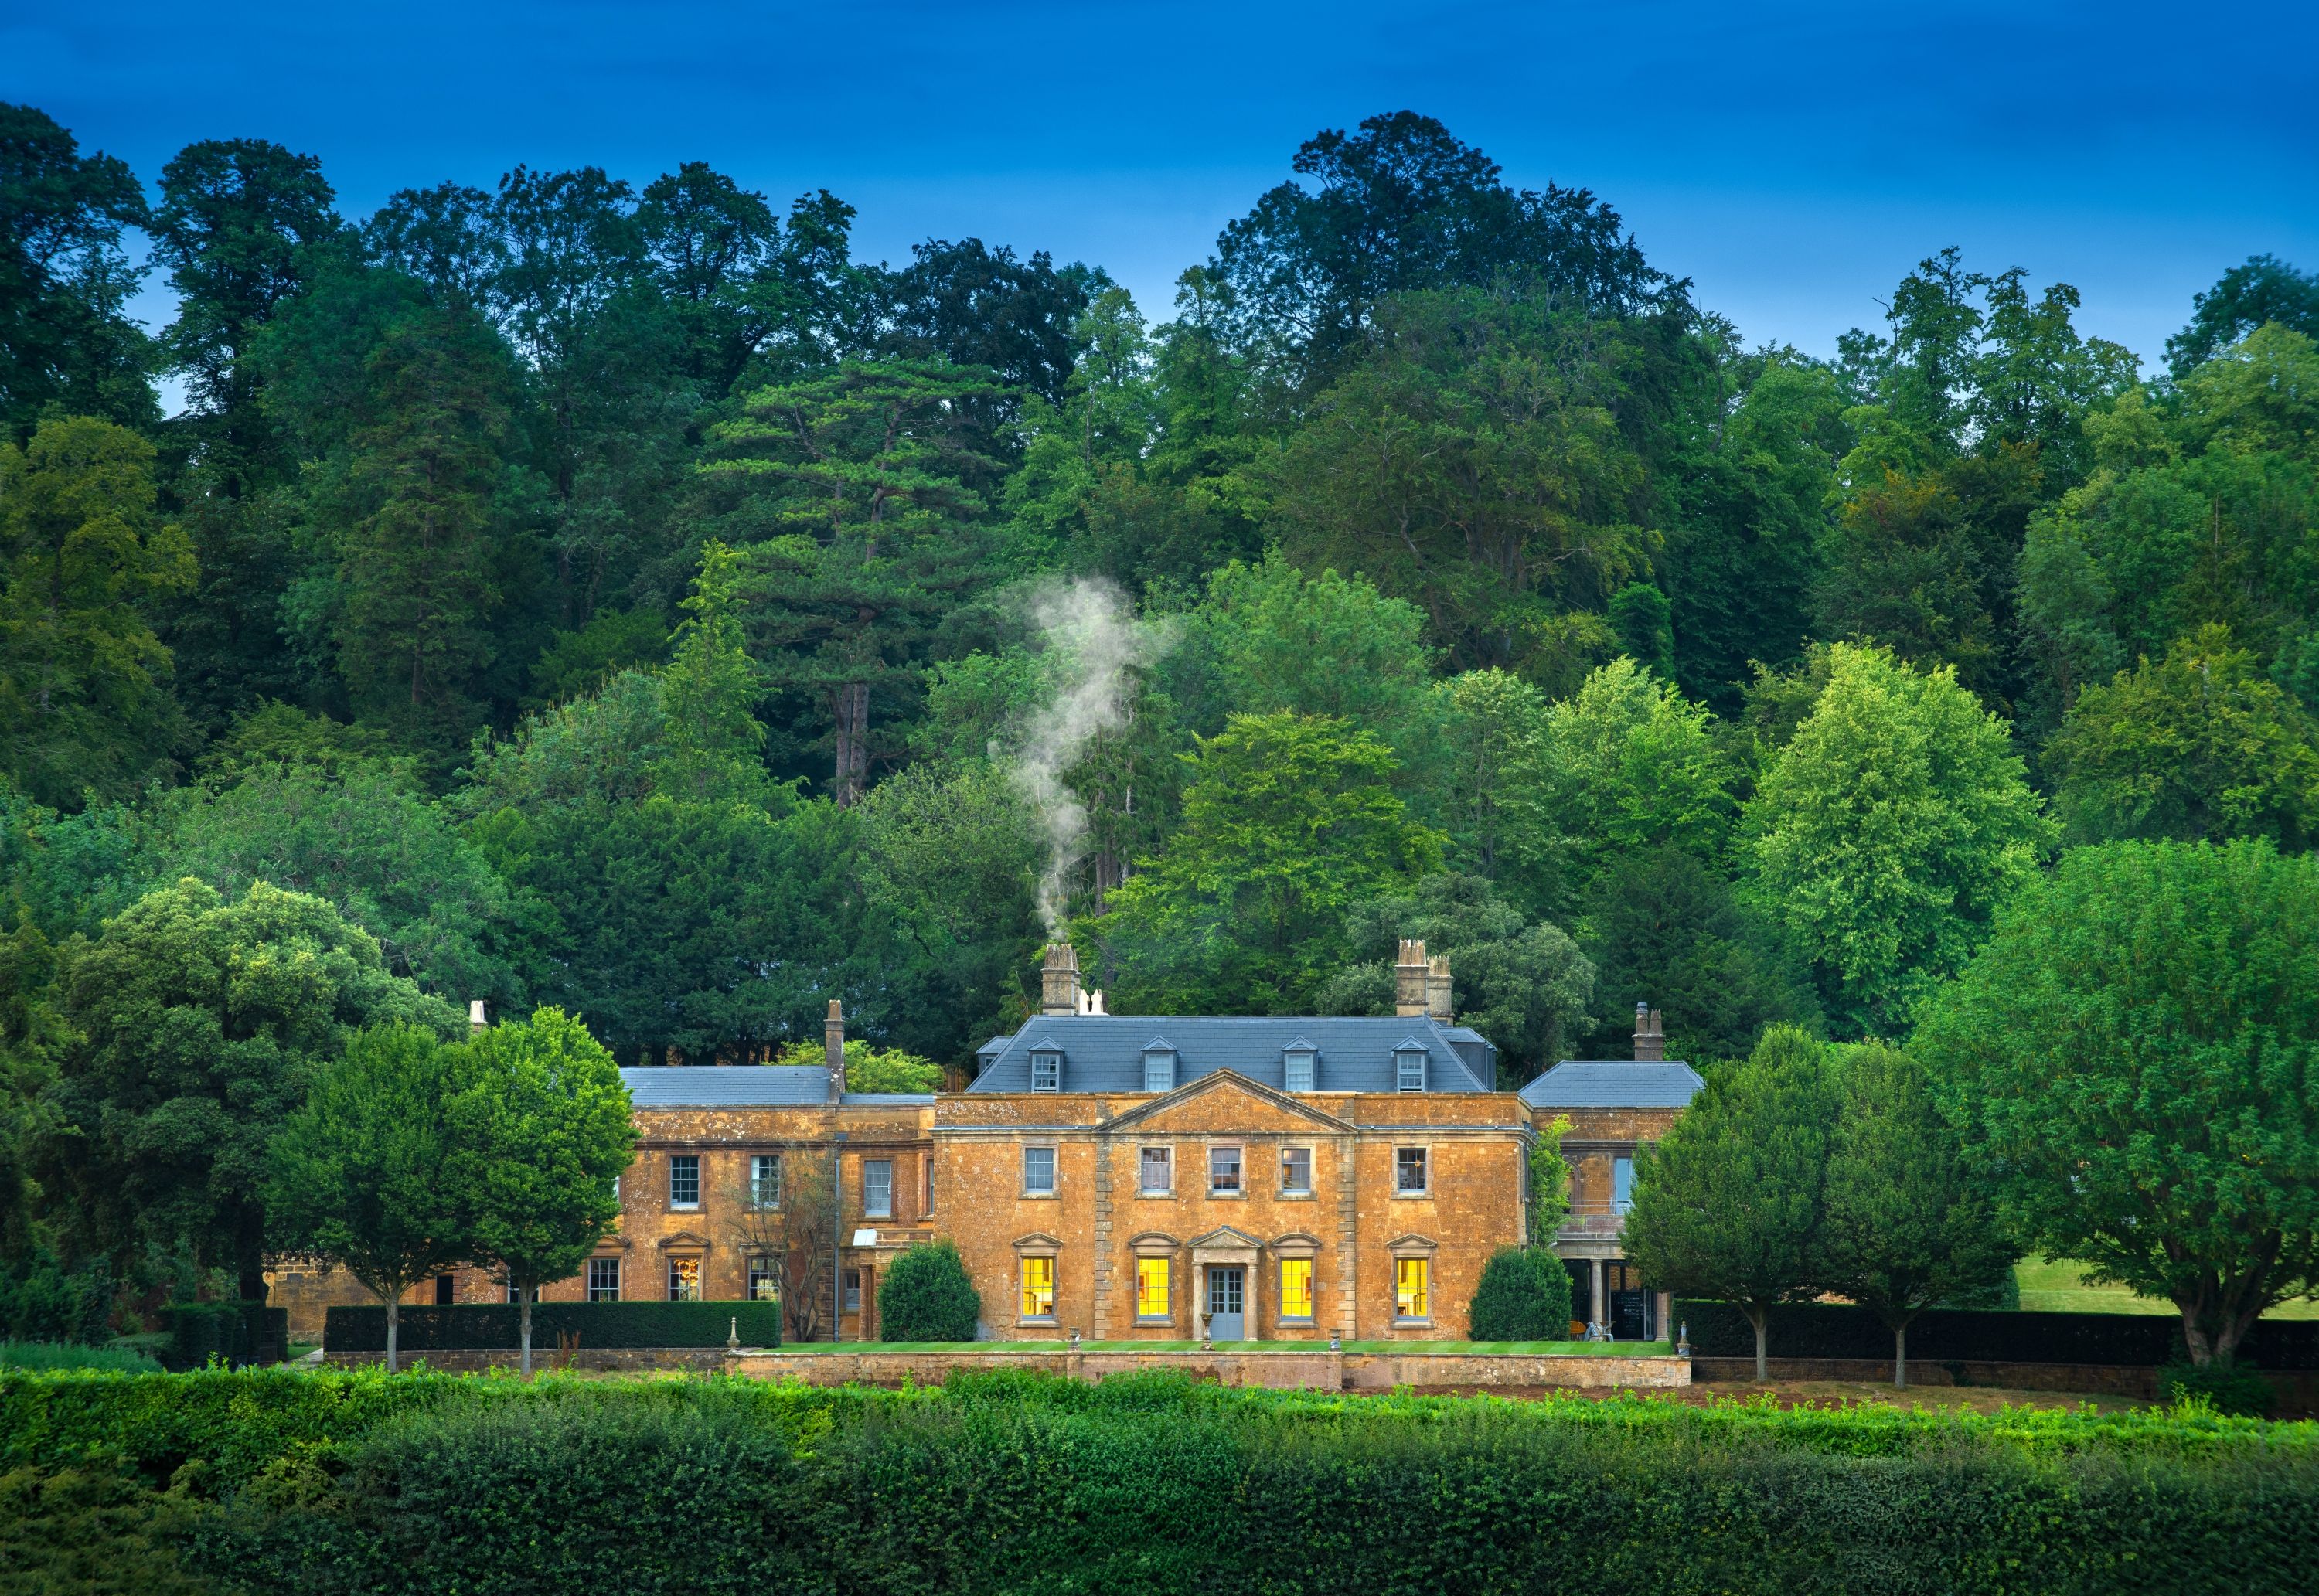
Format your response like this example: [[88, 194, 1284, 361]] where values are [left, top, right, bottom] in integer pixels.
[[1394, 1041, 1428, 1093], [1283, 1040, 1318, 1093], [1142, 1040, 1177, 1093], [1030, 1046, 1064, 1093]]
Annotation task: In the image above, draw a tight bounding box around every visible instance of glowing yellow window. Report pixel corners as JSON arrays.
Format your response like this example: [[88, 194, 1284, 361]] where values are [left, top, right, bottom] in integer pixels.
[[1279, 1257, 1313, 1320], [1394, 1257, 1429, 1320], [1020, 1256, 1055, 1319], [1136, 1257, 1170, 1320]]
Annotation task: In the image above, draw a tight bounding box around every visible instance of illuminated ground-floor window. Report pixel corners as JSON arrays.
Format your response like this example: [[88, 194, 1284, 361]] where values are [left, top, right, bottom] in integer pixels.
[[747, 1254, 779, 1302], [1136, 1256, 1170, 1321], [667, 1256, 702, 1301], [1394, 1257, 1429, 1321], [1020, 1255, 1055, 1320], [1279, 1257, 1314, 1321]]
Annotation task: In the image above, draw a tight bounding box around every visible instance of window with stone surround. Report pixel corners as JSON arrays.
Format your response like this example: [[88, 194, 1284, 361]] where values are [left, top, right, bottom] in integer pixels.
[[747, 1254, 778, 1302], [1136, 1256, 1171, 1321], [667, 1256, 701, 1301], [1394, 1257, 1430, 1322], [1020, 1255, 1055, 1321], [1279, 1145, 1313, 1195], [863, 1159, 894, 1218], [1139, 1145, 1172, 1195], [751, 1153, 781, 1208], [1023, 1145, 1057, 1196], [587, 1257, 620, 1302], [1208, 1145, 1242, 1196], [1279, 1257, 1314, 1321], [1395, 1146, 1429, 1196], [668, 1154, 700, 1208]]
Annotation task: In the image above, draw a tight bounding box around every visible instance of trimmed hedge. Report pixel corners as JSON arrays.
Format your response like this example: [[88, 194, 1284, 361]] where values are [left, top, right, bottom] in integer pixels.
[[2, 1369, 2314, 1594], [1677, 1298, 2319, 1369], [324, 1300, 782, 1353], [160, 1302, 287, 1370]]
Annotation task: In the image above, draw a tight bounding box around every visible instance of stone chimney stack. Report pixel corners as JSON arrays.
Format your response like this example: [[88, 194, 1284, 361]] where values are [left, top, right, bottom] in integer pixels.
[[1394, 939, 1429, 1017], [1425, 954, 1453, 1020], [825, 999, 846, 1103], [468, 999, 488, 1038], [1633, 1002, 1665, 1062], [1040, 942, 1083, 1017]]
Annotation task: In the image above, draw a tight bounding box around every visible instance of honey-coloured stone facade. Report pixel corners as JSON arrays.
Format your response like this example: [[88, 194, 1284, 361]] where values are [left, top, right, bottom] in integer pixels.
[[935, 1070, 1532, 1342]]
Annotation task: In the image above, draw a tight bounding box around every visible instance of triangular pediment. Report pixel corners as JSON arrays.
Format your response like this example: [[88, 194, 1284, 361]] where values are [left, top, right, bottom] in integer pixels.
[[656, 1230, 711, 1251], [1107, 1068, 1353, 1134], [1189, 1224, 1264, 1250]]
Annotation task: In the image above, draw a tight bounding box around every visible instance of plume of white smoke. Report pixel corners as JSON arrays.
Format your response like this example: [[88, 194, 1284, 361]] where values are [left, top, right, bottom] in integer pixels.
[[1003, 577, 1175, 937]]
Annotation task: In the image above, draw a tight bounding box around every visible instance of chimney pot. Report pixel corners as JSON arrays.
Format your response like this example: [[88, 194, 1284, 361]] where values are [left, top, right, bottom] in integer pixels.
[[1425, 954, 1452, 1020], [1394, 938, 1429, 1017], [1633, 1002, 1665, 1062], [825, 999, 846, 1103], [1040, 942, 1083, 1017]]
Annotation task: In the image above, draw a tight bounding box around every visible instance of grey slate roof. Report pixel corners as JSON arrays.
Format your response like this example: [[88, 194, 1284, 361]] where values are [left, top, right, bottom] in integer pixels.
[[968, 1015, 1497, 1094], [1518, 1060, 1704, 1110], [618, 1067, 935, 1110], [621, 1066, 828, 1108]]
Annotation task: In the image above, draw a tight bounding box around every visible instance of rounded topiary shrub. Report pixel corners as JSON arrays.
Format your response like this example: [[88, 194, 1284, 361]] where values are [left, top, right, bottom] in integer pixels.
[[877, 1240, 982, 1342], [1468, 1247, 1573, 1342]]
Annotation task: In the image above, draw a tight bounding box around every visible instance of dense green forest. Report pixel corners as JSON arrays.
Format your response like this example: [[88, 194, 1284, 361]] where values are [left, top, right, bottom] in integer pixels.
[[5, 97, 2317, 1116]]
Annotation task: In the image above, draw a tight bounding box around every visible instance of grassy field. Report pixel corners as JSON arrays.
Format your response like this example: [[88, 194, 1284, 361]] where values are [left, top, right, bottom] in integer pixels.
[[2015, 1257, 2319, 1319]]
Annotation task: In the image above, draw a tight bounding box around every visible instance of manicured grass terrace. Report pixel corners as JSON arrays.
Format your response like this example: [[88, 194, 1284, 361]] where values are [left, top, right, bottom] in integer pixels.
[[761, 1339, 1675, 1355]]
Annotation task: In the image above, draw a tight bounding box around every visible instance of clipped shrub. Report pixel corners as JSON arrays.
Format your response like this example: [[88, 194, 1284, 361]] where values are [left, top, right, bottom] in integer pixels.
[[2162, 1359, 2277, 1418], [1469, 1247, 1574, 1341], [876, 1240, 980, 1342], [0, 1464, 213, 1595], [324, 1299, 781, 1353], [162, 1302, 288, 1370], [1677, 1298, 2319, 1370]]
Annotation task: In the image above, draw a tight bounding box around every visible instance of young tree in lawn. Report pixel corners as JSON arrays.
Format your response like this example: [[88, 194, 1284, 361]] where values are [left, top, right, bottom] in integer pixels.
[[1468, 1246, 1572, 1342], [266, 1023, 466, 1372], [1916, 839, 2319, 1367], [1815, 1040, 2015, 1387], [1622, 1024, 1835, 1380], [446, 1006, 637, 1374]]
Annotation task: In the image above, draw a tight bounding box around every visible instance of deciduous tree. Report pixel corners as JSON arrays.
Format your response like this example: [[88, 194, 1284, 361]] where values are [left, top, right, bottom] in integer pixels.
[[1623, 1024, 1834, 1379], [1916, 839, 2319, 1367], [1815, 1041, 2014, 1387], [445, 1006, 636, 1373], [266, 1023, 466, 1371]]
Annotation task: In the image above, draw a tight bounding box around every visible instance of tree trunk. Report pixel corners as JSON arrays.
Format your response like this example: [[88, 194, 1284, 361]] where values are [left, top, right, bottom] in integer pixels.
[[1745, 1302, 1769, 1382], [833, 682, 870, 805], [1894, 1319, 1907, 1390], [386, 1295, 400, 1375], [520, 1289, 533, 1377]]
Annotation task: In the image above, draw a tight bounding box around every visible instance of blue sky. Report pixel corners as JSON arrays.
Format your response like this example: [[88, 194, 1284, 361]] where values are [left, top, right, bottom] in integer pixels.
[[9, 1, 2316, 379]]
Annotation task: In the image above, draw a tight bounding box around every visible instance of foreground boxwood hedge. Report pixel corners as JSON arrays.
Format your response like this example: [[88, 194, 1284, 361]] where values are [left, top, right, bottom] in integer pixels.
[[324, 1300, 782, 1353], [3, 1367, 2314, 1593], [1677, 1300, 2319, 1370]]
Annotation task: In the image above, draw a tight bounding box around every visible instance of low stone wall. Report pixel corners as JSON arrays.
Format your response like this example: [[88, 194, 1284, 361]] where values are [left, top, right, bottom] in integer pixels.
[[324, 1346, 734, 1373], [724, 1346, 1689, 1392]]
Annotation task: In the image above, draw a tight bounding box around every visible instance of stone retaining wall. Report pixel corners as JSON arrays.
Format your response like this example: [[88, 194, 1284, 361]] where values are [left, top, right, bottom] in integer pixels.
[[724, 1346, 1689, 1391]]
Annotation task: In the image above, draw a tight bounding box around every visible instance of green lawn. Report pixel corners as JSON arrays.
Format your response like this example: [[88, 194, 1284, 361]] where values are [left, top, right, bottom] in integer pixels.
[[764, 1339, 1674, 1356], [2015, 1257, 2319, 1319]]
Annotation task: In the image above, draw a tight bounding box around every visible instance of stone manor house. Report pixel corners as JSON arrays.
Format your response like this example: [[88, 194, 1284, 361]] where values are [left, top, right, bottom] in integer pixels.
[[271, 943, 1701, 1343]]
